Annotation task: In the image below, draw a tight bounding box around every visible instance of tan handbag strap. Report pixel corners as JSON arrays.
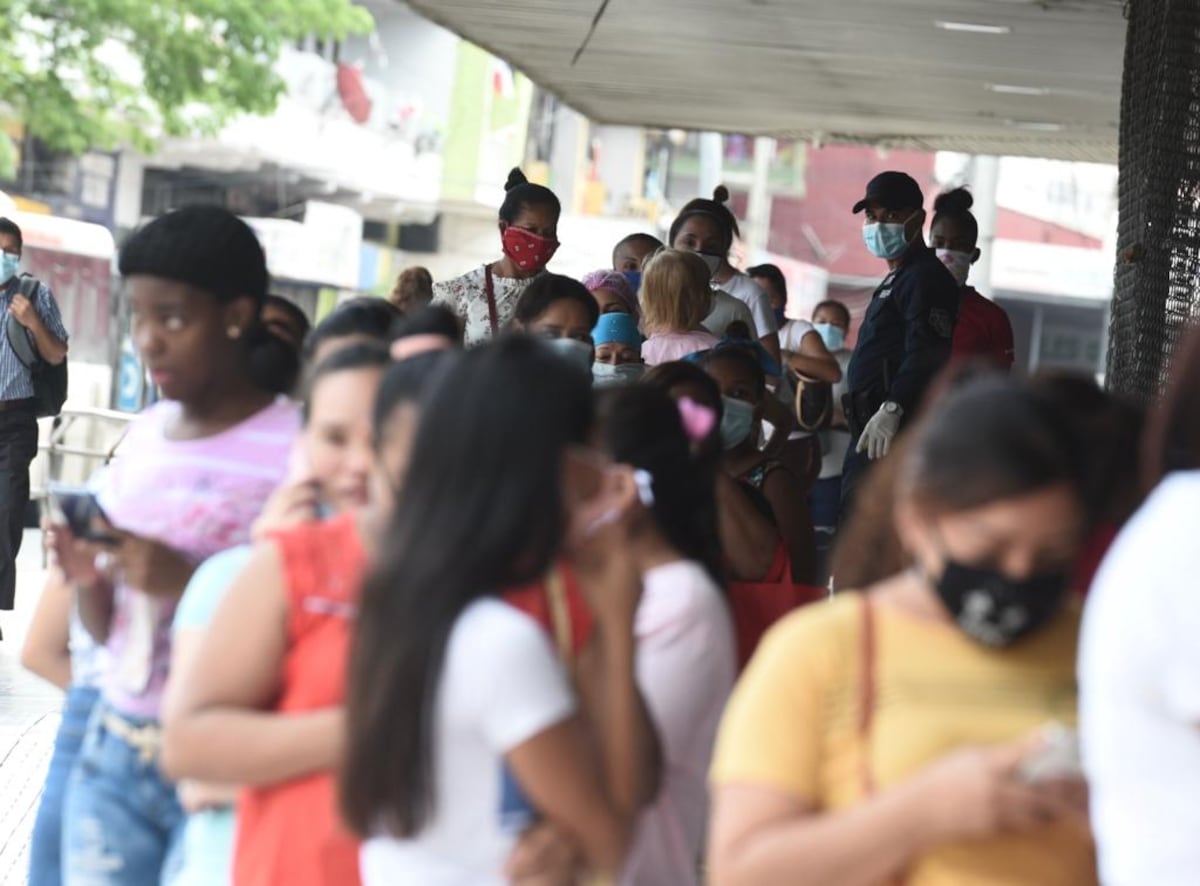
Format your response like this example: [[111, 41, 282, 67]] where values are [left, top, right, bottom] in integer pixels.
[[858, 595, 878, 797]]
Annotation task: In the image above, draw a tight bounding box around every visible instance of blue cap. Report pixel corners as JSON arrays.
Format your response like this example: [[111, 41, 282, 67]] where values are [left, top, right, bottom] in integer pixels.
[[592, 313, 643, 351]]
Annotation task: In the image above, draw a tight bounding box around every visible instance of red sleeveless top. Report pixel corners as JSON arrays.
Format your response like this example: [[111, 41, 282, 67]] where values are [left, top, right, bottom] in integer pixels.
[[233, 513, 366, 886], [233, 514, 593, 886]]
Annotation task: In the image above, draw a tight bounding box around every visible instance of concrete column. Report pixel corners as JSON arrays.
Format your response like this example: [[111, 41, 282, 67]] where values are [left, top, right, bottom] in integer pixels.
[[968, 155, 1000, 297], [697, 132, 723, 199], [745, 136, 776, 255], [549, 104, 589, 213]]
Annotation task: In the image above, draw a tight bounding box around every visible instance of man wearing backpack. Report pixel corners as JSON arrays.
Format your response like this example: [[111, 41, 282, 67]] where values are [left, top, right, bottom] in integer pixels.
[[0, 216, 68, 611]]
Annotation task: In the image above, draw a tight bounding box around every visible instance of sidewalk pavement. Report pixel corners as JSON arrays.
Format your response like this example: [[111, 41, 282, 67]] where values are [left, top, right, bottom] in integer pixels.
[[0, 531, 61, 884]]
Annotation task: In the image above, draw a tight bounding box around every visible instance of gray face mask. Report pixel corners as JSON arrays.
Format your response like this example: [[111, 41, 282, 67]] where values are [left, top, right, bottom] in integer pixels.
[[545, 336, 594, 373], [592, 361, 646, 388]]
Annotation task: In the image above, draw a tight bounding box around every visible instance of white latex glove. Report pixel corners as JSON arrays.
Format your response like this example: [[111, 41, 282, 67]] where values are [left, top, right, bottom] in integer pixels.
[[856, 402, 903, 460]]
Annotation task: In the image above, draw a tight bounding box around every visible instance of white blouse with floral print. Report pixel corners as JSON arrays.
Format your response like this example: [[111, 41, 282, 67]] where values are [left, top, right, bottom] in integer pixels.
[[432, 265, 543, 347]]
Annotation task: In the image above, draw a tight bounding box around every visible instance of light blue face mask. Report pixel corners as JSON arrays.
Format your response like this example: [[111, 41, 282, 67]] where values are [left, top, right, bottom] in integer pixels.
[[862, 213, 918, 260], [546, 336, 594, 373], [814, 322, 846, 352], [0, 252, 19, 285], [720, 395, 756, 450], [592, 361, 646, 388]]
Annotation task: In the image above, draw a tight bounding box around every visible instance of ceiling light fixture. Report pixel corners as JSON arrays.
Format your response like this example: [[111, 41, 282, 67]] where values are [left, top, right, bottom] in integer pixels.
[[988, 83, 1051, 96], [1007, 120, 1066, 132], [935, 20, 1012, 35]]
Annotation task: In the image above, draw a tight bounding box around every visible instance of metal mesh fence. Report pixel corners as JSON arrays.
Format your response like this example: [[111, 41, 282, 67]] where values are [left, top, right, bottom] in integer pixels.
[[1109, 0, 1200, 400]]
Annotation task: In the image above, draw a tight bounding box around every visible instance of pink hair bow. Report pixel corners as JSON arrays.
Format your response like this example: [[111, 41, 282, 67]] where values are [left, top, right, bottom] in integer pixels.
[[677, 397, 716, 443]]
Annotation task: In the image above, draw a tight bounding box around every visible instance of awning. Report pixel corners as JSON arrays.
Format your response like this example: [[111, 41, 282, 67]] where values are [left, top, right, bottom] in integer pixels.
[[404, 0, 1125, 162]]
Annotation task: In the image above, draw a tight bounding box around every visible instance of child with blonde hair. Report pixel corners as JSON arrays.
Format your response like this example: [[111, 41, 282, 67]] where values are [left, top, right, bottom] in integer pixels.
[[640, 249, 719, 366]]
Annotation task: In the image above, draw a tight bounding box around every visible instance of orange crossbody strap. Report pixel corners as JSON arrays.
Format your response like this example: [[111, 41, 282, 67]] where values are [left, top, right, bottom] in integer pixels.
[[544, 565, 573, 663]]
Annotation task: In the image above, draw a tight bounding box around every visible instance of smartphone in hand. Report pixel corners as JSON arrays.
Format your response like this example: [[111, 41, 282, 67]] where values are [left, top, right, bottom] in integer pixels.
[[46, 483, 119, 545], [1018, 723, 1083, 784]]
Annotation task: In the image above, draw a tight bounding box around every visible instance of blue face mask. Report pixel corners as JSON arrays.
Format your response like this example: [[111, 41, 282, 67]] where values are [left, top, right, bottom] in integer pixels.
[[0, 252, 19, 285], [814, 322, 846, 352], [720, 396, 756, 450], [621, 270, 642, 291], [773, 307, 786, 326], [862, 214, 917, 260]]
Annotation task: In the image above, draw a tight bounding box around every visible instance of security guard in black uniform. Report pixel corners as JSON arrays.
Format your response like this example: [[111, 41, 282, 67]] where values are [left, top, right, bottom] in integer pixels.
[[841, 171, 960, 516]]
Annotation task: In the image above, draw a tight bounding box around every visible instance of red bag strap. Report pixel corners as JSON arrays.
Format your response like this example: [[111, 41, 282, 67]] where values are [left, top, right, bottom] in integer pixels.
[[483, 264, 500, 336]]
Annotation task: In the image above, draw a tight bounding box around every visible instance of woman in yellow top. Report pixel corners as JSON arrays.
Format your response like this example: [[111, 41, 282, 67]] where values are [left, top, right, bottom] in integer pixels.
[[708, 373, 1097, 886]]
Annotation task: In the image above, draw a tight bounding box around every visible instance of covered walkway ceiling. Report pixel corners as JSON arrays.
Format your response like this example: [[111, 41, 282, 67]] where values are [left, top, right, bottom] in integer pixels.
[[405, 0, 1126, 163]]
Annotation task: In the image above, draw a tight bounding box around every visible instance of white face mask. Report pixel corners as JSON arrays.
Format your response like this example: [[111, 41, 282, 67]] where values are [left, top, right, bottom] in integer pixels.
[[592, 361, 646, 388], [545, 336, 594, 373], [936, 249, 973, 287], [698, 253, 723, 276]]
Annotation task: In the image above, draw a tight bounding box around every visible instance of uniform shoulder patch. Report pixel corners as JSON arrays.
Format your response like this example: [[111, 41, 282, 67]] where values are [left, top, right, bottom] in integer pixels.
[[929, 308, 955, 338]]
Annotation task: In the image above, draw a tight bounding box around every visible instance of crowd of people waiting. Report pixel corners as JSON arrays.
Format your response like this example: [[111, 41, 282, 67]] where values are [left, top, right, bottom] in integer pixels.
[[14, 163, 1200, 886]]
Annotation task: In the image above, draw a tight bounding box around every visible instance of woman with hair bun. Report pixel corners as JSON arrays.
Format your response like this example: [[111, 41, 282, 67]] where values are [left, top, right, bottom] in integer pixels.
[[670, 186, 781, 366], [929, 187, 1015, 370], [433, 168, 563, 346]]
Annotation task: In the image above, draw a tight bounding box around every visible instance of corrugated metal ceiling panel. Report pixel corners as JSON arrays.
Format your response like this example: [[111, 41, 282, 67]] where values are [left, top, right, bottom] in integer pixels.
[[403, 0, 1125, 162]]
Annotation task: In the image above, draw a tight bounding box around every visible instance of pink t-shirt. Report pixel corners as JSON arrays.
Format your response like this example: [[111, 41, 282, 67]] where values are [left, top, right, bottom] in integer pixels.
[[97, 398, 298, 718], [642, 330, 719, 367], [623, 560, 735, 886]]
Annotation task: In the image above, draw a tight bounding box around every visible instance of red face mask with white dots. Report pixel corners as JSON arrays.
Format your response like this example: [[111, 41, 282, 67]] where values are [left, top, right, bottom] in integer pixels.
[[502, 226, 559, 273]]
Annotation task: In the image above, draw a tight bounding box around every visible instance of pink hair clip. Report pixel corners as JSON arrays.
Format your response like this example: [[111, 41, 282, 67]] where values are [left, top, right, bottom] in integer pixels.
[[677, 397, 716, 443]]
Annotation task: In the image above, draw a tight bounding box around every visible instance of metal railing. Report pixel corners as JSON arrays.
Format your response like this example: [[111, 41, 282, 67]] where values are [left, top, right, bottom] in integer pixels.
[[31, 406, 133, 498]]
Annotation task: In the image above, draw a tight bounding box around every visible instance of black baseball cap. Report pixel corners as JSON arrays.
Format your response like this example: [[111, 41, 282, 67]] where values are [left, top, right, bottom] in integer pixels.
[[852, 171, 925, 214]]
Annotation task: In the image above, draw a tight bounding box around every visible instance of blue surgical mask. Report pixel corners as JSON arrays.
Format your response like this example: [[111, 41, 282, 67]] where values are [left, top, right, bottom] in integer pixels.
[[814, 322, 846, 352], [773, 307, 786, 326], [592, 361, 646, 388], [0, 252, 19, 285], [545, 336, 594, 373], [621, 270, 642, 291], [862, 214, 917, 260], [720, 396, 756, 450]]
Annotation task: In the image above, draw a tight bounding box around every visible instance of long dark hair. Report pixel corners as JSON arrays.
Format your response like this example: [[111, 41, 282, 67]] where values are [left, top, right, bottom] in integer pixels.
[[596, 385, 723, 585], [304, 297, 402, 362], [300, 341, 391, 424], [832, 368, 1088, 590], [499, 168, 561, 224], [899, 374, 1084, 516], [669, 185, 741, 251], [1143, 323, 1200, 489], [512, 274, 600, 330], [931, 187, 979, 246], [341, 336, 594, 836]]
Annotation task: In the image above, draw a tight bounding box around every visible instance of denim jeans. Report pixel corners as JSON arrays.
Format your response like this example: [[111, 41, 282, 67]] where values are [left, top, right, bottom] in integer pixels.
[[809, 475, 843, 584], [28, 685, 101, 886], [63, 702, 185, 886]]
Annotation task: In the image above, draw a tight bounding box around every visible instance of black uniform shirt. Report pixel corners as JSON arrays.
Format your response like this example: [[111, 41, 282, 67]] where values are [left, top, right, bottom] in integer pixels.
[[845, 242, 960, 414]]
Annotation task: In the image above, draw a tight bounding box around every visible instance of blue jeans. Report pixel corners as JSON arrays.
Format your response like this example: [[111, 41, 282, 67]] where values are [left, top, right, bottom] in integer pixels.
[[63, 703, 185, 886], [28, 685, 101, 886], [809, 476, 843, 584]]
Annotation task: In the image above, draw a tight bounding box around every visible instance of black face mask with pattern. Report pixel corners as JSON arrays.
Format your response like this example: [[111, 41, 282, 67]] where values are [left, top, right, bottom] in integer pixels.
[[933, 558, 1070, 648]]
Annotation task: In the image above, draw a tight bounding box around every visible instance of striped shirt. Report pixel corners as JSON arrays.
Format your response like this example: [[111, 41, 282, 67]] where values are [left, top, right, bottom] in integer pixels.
[[95, 398, 299, 718], [0, 275, 69, 401]]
